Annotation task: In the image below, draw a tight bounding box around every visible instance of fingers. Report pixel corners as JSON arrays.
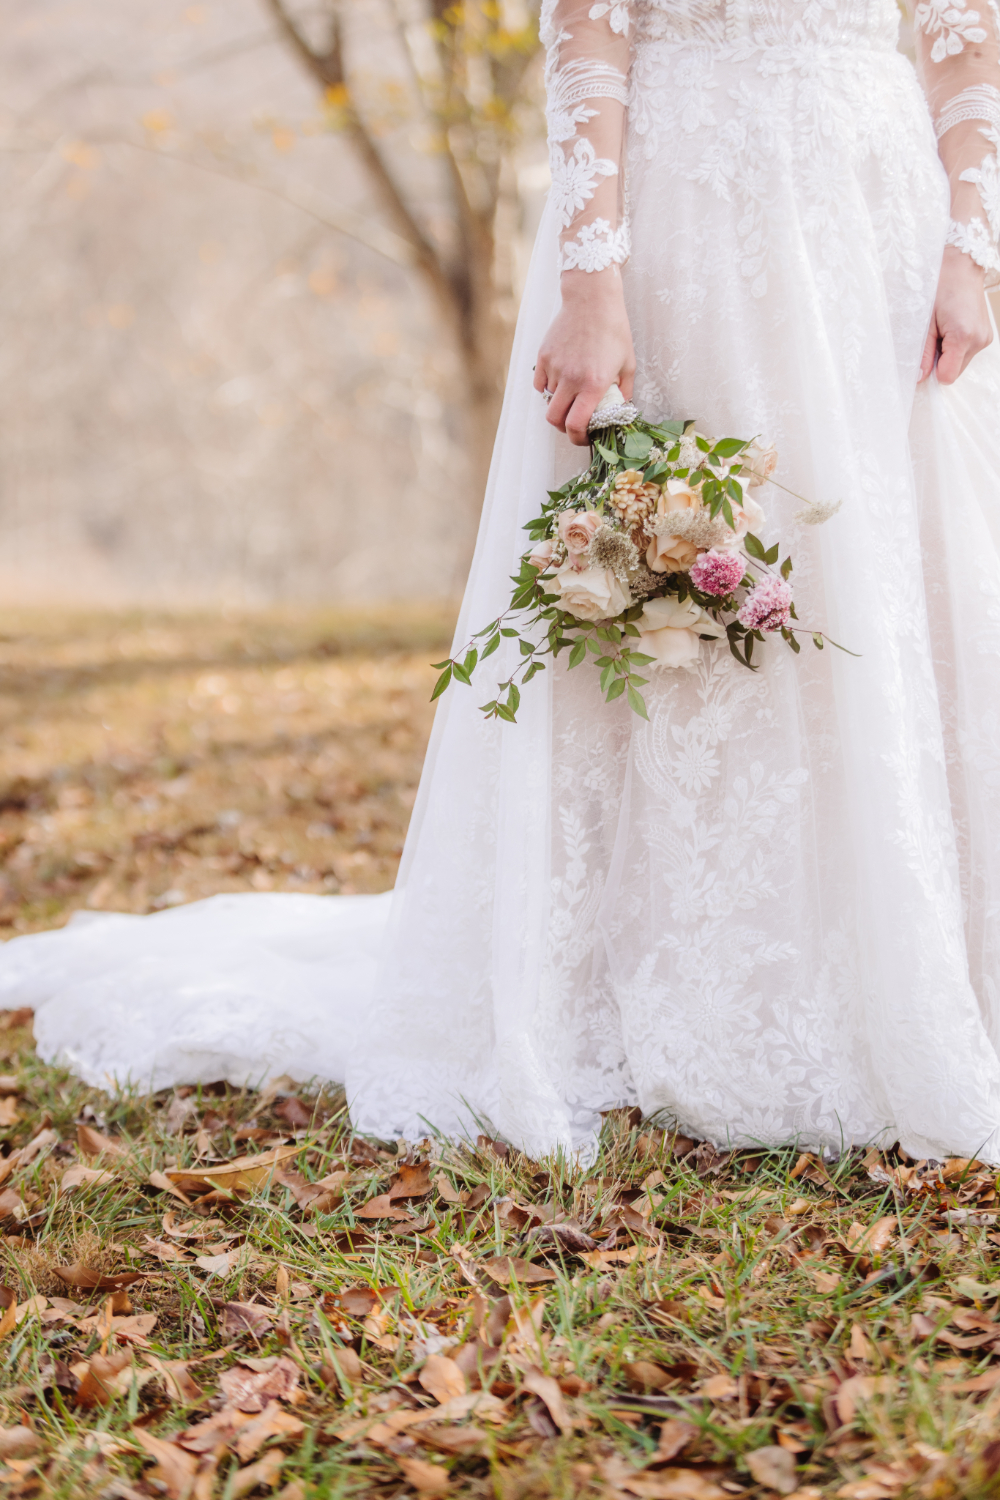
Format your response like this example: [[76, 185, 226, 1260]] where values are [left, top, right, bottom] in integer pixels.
[[918, 319, 939, 384], [936, 320, 992, 385], [533, 357, 549, 395], [564, 385, 604, 445]]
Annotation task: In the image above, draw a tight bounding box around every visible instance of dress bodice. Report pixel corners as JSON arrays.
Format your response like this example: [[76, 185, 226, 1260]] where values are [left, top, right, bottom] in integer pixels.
[[631, 0, 901, 49]]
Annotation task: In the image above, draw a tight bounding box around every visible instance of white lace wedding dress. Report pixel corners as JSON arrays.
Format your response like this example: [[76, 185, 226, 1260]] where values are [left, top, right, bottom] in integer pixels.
[[5, 0, 1000, 1164]]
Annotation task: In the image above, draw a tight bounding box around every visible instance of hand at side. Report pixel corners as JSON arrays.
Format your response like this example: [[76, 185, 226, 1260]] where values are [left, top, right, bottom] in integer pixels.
[[919, 244, 993, 384], [534, 268, 636, 445]]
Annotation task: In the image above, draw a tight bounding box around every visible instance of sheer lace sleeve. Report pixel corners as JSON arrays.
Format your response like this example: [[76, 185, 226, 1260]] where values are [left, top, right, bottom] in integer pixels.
[[540, 0, 632, 274], [914, 1, 1000, 281]]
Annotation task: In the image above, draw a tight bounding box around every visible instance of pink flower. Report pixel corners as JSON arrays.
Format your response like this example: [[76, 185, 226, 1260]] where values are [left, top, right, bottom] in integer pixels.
[[738, 577, 793, 633], [528, 538, 556, 573], [557, 509, 602, 555], [689, 549, 745, 597]]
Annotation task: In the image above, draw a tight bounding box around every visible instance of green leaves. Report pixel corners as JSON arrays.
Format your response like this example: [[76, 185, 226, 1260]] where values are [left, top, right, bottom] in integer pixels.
[[430, 664, 452, 701], [568, 639, 588, 669], [623, 430, 653, 463], [594, 439, 620, 466], [744, 533, 766, 561]]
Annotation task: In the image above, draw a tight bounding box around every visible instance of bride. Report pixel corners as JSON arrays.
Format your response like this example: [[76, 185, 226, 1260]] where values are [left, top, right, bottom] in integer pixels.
[[5, 0, 1000, 1165]]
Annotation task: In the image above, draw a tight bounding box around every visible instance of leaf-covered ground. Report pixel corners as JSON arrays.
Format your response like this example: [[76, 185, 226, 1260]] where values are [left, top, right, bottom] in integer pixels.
[[2, 609, 1000, 1500]]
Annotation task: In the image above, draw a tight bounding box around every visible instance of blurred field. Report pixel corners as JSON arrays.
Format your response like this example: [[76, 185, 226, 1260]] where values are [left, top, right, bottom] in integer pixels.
[[0, 605, 456, 933]]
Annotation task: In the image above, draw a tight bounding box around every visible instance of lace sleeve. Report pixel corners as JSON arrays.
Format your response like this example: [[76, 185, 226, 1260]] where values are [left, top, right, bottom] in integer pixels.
[[541, 0, 632, 274], [914, 1, 1000, 281]]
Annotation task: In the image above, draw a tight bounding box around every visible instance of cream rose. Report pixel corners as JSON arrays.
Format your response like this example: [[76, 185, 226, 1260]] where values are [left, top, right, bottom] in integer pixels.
[[557, 508, 602, 555], [743, 437, 778, 489], [638, 595, 726, 669], [552, 561, 630, 622], [725, 490, 766, 546], [528, 537, 556, 572], [646, 479, 703, 573]]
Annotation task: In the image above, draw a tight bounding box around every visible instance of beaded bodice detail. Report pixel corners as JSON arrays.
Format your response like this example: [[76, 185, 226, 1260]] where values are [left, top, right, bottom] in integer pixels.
[[631, 0, 901, 47]]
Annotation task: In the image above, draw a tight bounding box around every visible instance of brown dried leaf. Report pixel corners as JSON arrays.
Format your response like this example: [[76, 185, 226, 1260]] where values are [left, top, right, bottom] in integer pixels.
[[231, 1448, 285, 1497], [434, 1171, 469, 1206], [746, 1446, 799, 1495], [846, 1218, 896, 1257], [143, 1236, 191, 1263], [53, 1263, 143, 1292], [0, 1427, 41, 1460], [166, 1144, 306, 1196], [132, 1428, 199, 1499], [354, 1192, 412, 1221], [222, 1302, 274, 1339], [479, 1256, 557, 1287], [396, 1455, 450, 1493], [274, 1096, 314, 1129], [60, 1163, 117, 1193], [624, 1361, 672, 1393], [657, 1421, 698, 1461], [144, 1354, 203, 1404], [0, 1286, 17, 1340], [0, 1097, 19, 1127], [419, 1354, 468, 1404], [522, 1365, 571, 1432], [219, 1355, 300, 1412], [389, 1161, 432, 1200], [835, 1374, 895, 1426], [75, 1349, 134, 1408], [319, 1346, 363, 1389], [77, 1123, 128, 1159], [531, 1221, 599, 1254], [233, 1403, 305, 1463], [149, 1168, 194, 1204]]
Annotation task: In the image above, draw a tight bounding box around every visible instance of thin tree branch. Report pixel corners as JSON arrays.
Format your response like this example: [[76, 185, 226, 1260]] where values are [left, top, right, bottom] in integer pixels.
[[263, 0, 454, 314]]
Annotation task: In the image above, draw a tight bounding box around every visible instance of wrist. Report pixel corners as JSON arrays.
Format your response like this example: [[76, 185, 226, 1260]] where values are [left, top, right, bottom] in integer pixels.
[[559, 265, 627, 304]]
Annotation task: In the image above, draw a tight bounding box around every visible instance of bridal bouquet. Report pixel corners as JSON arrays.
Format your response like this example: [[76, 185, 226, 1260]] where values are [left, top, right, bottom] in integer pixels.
[[433, 388, 842, 722]]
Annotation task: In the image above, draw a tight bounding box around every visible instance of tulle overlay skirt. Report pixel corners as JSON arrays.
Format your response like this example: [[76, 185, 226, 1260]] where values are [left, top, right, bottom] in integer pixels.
[[6, 36, 1000, 1162]]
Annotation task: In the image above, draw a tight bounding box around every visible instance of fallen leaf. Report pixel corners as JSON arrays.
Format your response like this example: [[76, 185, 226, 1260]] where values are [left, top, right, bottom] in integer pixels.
[[0, 1286, 16, 1339], [276, 1169, 347, 1214], [846, 1218, 896, 1257], [835, 1374, 895, 1426], [219, 1355, 300, 1412], [522, 1365, 571, 1432], [143, 1236, 190, 1263], [0, 1007, 33, 1030], [952, 1368, 1000, 1393], [195, 1248, 244, 1276], [355, 1192, 412, 1221], [274, 1095, 314, 1129], [77, 1123, 128, 1159], [319, 1346, 362, 1388], [531, 1221, 599, 1254], [850, 1325, 875, 1363], [75, 1349, 134, 1408], [222, 1302, 274, 1339], [149, 1168, 194, 1204], [579, 1245, 660, 1268], [657, 1421, 698, 1461], [132, 1428, 199, 1499], [420, 1354, 468, 1403], [434, 1171, 469, 1205], [955, 1277, 1000, 1301], [479, 1256, 557, 1286], [144, 1354, 203, 1403], [813, 1270, 842, 1293], [232, 1403, 305, 1463], [624, 1361, 675, 1392], [166, 1144, 306, 1196], [700, 1374, 738, 1401], [0, 1188, 27, 1224], [53, 1263, 143, 1292], [396, 1455, 450, 1493], [389, 1161, 433, 1200], [230, 1448, 284, 1497], [0, 1097, 18, 1127], [60, 1163, 117, 1193], [746, 1445, 799, 1495], [0, 1428, 41, 1460]]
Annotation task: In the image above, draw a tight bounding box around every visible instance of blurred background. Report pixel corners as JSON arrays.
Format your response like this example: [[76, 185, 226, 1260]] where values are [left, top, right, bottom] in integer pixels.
[[0, 0, 547, 605]]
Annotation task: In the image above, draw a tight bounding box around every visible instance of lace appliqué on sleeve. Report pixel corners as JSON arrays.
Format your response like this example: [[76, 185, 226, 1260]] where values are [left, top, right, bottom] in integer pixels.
[[543, 0, 632, 274], [916, 1, 989, 62], [559, 217, 631, 271], [945, 213, 1000, 270]]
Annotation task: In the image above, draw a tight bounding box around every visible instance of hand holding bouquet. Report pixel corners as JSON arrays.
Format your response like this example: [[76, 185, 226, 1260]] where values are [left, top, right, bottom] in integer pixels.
[[434, 388, 846, 722]]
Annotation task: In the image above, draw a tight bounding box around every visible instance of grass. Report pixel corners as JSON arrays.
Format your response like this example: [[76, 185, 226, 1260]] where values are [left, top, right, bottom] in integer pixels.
[[1, 608, 1000, 1500]]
